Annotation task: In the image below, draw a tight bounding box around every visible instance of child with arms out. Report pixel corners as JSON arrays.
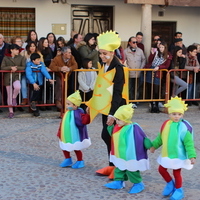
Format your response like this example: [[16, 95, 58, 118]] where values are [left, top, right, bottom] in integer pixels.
[[150, 96, 196, 200], [104, 104, 152, 193], [57, 90, 91, 169]]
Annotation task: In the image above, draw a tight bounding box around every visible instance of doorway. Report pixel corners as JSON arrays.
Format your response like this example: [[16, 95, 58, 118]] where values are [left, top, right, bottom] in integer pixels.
[[71, 5, 113, 36], [152, 21, 176, 46]]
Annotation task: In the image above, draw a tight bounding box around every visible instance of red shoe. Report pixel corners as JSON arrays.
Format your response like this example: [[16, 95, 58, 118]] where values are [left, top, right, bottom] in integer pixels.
[[96, 166, 115, 176]]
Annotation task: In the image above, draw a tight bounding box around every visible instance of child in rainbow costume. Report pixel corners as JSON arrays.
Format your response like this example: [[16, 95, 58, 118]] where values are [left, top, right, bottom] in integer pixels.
[[104, 104, 152, 193], [150, 96, 196, 200], [57, 90, 91, 169]]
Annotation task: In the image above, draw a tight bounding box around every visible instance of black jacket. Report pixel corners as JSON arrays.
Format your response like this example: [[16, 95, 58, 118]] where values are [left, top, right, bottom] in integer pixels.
[[104, 56, 126, 115]]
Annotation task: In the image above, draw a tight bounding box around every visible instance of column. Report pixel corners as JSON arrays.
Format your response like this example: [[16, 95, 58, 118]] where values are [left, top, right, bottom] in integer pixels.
[[141, 4, 152, 58]]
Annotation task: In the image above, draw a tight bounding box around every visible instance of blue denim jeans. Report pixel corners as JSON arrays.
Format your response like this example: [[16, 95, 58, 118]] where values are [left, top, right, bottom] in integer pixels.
[[21, 74, 28, 99], [187, 83, 194, 99]]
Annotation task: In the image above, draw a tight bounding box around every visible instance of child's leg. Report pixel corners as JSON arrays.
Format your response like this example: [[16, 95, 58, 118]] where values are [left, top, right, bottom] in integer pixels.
[[104, 167, 126, 189], [6, 85, 13, 114], [71, 150, 84, 169], [170, 169, 184, 199], [159, 165, 175, 196], [60, 150, 72, 167], [158, 165, 172, 182], [127, 171, 144, 194], [127, 170, 142, 183], [74, 150, 83, 161], [173, 168, 182, 188], [62, 150, 70, 159], [12, 80, 21, 98]]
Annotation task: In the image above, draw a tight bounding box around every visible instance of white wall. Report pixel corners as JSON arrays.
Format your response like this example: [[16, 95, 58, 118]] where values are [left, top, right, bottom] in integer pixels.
[[152, 5, 200, 46], [0, 0, 200, 46]]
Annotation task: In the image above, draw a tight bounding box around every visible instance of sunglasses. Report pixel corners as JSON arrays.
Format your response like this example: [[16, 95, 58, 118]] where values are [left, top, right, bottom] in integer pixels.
[[132, 41, 138, 44]]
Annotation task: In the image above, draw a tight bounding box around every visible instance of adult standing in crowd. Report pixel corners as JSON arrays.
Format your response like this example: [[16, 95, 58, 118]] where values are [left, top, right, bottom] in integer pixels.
[[144, 41, 172, 113], [78, 33, 99, 69], [0, 34, 9, 109], [185, 45, 200, 106], [67, 33, 83, 69], [124, 36, 146, 107], [56, 36, 67, 56], [49, 46, 78, 110], [47, 32, 57, 58], [136, 32, 145, 53], [38, 37, 54, 109], [86, 31, 127, 179], [23, 30, 39, 49], [169, 46, 187, 97]]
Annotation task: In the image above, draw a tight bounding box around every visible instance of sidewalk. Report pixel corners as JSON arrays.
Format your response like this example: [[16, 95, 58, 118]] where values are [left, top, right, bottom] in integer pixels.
[[0, 104, 199, 200]]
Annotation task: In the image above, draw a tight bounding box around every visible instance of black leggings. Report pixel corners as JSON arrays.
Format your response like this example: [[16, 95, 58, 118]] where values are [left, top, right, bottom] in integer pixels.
[[101, 114, 114, 166]]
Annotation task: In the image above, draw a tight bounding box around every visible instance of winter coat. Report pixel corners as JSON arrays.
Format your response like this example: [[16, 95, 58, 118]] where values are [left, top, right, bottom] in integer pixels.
[[78, 67, 97, 92], [1, 54, 26, 86], [124, 47, 146, 78], [26, 61, 52, 85]]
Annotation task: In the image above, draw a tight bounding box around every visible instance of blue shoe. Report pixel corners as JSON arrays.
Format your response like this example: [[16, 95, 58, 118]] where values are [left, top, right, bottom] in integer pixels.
[[170, 188, 184, 200], [71, 160, 85, 169], [104, 181, 125, 189], [162, 180, 175, 196], [59, 158, 72, 167], [129, 182, 145, 194]]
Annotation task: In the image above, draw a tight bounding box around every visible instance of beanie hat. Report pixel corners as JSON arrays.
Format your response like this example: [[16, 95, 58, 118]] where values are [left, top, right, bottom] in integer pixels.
[[114, 104, 134, 123], [164, 96, 188, 114], [67, 90, 82, 106]]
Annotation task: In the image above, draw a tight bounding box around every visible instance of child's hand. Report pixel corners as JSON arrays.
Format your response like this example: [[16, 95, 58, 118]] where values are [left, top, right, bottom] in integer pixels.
[[33, 83, 40, 91], [11, 66, 17, 72], [150, 147, 156, 153], [190, 158, 196, 165], [49, 79, 56, 84], [86, 107, 90, 114]]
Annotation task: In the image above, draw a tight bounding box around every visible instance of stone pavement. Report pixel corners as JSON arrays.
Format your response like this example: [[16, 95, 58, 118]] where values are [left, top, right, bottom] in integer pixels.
[[0, 104, 200, 200]]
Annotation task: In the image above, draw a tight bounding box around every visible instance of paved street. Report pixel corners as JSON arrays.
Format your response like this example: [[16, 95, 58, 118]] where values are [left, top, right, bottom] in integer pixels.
[[0, 105, 199, 200]]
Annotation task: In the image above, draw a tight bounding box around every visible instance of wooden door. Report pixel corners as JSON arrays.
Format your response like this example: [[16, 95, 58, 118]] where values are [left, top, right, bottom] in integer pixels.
[[152, 21, 176, 46], [71, 5, 113, 36]]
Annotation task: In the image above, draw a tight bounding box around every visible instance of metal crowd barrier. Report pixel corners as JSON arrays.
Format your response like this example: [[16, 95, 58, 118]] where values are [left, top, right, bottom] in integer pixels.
[[1, 68, 199, 116], [0, 70, 56, 109]]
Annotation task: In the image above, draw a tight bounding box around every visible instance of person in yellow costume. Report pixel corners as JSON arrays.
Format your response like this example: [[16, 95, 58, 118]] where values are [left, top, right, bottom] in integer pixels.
[[86, 31, 129, 179]]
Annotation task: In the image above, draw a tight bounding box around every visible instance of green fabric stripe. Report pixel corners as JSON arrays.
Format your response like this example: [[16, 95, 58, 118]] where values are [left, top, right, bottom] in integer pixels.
[[118, 125, 129, 160], [63, 112, 72, 143], [167, 122, 178, 158]]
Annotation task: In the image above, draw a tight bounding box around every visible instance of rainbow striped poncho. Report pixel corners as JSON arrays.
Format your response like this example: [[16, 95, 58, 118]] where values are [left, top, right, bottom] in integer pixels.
[[152, 119, 196, 170], [58, 109, 91, 152], [110, 123, 152, 172]]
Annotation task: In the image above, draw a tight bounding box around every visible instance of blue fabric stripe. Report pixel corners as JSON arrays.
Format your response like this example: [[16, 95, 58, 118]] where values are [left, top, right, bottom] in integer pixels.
[[70, 111, 80, 143], [126, 125, 136, 160]]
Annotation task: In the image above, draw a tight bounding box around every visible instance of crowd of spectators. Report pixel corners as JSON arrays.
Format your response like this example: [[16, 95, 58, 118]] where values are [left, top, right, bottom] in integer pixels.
[[0, 30, 199, 118]]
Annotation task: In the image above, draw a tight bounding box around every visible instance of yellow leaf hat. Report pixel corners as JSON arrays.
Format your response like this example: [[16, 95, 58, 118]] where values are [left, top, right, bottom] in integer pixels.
[[114, 103, 134, 123], [97, 30, 121, 52], [164, 96, 188, 114], [67, 90, 82, 106]]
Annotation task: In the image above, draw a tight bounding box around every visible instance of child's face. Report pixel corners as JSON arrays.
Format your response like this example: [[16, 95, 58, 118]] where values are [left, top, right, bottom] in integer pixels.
[[66, 99, 77, 110], [87, 61, 92, 69], [169, 112, 183, 122], [115, 118, 127, 127], [33, 58, 41, 65]]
